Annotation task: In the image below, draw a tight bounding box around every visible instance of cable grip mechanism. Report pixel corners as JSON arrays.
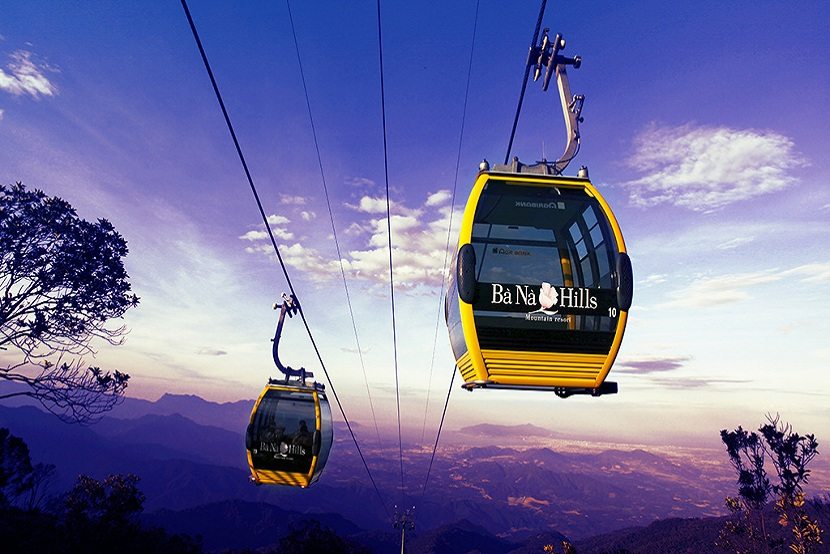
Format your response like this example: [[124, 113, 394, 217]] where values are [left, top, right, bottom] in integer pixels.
[[530, 29, 585, 174]]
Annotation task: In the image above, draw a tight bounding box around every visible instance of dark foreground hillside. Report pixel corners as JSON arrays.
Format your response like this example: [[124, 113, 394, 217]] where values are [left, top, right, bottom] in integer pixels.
[[574, 516, 725, 553], [574, 505, 830, 554]]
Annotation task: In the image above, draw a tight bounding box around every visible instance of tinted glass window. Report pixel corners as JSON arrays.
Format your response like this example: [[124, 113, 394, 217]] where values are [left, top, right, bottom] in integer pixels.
[[249, 389, 316, 473], [469, 180, 620, 352], [583, 206, 598, 228], [596, 244, 611, 285], [590, 225, 604, 250], [474, 243, 565, 288]]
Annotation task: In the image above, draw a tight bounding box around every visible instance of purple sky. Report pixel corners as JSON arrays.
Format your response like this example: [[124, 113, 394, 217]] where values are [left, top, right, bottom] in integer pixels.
[[1, 1, 829, 449]]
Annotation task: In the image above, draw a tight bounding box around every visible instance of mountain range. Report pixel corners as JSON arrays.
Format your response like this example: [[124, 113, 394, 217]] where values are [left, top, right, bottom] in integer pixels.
[[2, 390, 827, 552]]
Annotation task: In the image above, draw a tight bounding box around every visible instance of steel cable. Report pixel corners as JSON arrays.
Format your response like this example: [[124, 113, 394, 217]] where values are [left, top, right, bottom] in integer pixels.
[[284, 0, 384, 452], [420, 0, 480, 445], [422, 369, 455, 495], [504, 0, 549, 164], [180, 0, 389, 517], [374, 0, 405, 504]]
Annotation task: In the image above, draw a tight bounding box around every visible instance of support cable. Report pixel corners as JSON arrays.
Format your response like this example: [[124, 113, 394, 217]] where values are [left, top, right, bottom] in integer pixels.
[[422, 369, 456, 495], [504, 0, 548, 164], [420, 0, 480, 444], [375, 0, 405, 503], [284, 0, 384, 451], [180, 0, 389, 518]]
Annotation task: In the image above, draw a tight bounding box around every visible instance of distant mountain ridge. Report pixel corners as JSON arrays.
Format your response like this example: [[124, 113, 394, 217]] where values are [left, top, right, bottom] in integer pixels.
[[93, 412, 243, 468], [109, 392, 254, 433], [0, 381, 252, 433], [0, 390, 740, 544]]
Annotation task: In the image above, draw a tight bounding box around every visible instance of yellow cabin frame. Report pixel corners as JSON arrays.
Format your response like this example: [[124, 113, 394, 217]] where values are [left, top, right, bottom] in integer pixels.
[[454, 172, 628, 392]]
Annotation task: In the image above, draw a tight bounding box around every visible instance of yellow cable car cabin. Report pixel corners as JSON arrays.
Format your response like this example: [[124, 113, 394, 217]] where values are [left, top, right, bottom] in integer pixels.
[[246, 381, 333, 487], [446, 164, 632, 397]]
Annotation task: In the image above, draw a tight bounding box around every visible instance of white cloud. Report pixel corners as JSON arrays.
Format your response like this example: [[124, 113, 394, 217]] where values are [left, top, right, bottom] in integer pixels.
[[196, 347, 227, 356], [345, 222, 367, 236], [634, 221, 826, 264], [279, 242, 343, 280], [300, 210, 316, 221], [621, 123, 805, 211], [346, 177, 376, 188], [784, 263, 830, 283], [716, 236, 754, 250], [660, 263, 830, 308], [242, 227, 293, 242], [240, 214, 293, 244], [279, 194, 306, 205], [243, 191, 463, 289], [367, 215, 420, 248], [661, 270, 780, 308], [347, 195, 422, 217], [239, 230, 268, 241], [349, 196, 388, 214], [341, 345, 370, 354], [0, 108, 4, 120], [640, 274, 667, 287], [272, 227, 294, 240], [0, 50, 57, 98], [425, 190, 451, 207]]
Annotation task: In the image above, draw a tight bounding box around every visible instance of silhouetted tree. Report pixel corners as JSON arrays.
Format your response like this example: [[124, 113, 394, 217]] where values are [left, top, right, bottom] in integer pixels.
[[0, 182, 138, 422], [61, 473, 200, 553], [0, 427, 55, 509], [63, 473, 145, 525], [1, 430, 198, 554], [718, 414, 823, 554]]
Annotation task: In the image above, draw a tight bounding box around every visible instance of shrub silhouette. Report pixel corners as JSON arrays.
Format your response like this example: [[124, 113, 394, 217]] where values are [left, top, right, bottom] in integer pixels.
[[718, 414, 823, 553]]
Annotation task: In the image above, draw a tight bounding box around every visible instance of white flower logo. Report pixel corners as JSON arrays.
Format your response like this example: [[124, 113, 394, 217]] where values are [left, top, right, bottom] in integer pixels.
[[530, 282, 559, 315], [539, 282, 558, 309]]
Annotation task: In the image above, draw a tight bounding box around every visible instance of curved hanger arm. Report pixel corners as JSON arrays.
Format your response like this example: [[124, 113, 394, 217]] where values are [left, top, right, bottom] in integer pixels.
[[551, 61, 584, 174], [526, 31, 584, 175], [271, 293, 310, 380]]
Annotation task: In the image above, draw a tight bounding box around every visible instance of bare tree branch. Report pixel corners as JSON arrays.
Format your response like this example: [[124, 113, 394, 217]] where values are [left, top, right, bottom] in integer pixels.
[[1, 182, 139, 423]]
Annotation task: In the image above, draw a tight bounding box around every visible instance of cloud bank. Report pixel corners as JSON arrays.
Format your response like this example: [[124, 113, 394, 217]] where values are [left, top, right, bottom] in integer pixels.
[[0, 50, 57, 98], [660, 263, 830, 308], [242, 189, 461, 289], [622, 123, 804, 211]]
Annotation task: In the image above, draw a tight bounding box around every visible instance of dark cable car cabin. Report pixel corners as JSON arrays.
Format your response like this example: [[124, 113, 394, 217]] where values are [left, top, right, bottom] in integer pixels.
[[246, 381, 332, 487], [245, 294, 333, 487], [446, 163, 633, 396]]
